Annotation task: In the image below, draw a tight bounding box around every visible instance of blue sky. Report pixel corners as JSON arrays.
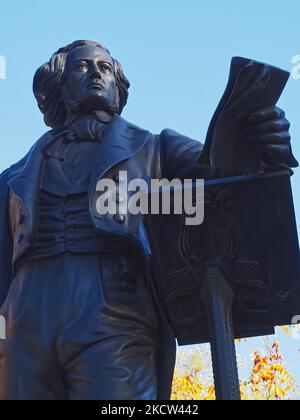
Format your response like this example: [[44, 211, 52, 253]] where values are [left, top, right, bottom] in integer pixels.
[[0, 0, 300, 394]]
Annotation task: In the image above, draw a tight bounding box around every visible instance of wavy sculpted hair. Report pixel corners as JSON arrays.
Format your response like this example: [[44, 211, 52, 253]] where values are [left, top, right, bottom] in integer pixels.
[[33, 40, 130, 129]]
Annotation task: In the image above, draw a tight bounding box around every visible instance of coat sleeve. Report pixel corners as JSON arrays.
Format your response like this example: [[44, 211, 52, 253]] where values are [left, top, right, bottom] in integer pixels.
[[159, 128, 204, 179], [0, 168, 13, 307], [159, 128, 236, 179]]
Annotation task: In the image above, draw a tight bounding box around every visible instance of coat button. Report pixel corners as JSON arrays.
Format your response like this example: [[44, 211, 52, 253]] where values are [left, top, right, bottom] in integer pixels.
[[113, 173, 126, 183], [18, 234, 25, 244], [115, 193, 125, 204], [114, 214, 125, 224], [18, 214, 25, 224]]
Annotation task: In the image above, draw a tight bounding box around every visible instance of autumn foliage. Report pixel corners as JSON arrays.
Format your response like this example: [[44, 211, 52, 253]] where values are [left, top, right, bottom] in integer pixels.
[[171, 329, 299, 400]]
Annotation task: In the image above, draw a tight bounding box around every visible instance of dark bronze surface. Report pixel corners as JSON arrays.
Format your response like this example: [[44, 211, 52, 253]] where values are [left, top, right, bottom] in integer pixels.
[[0, 41, 298, 400]]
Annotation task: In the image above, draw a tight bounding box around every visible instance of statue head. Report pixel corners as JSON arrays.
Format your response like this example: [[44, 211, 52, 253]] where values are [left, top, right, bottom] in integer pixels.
[[33, 40, 130, 129]]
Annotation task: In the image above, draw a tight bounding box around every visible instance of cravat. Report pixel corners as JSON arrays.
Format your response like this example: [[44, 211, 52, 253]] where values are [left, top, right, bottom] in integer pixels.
[[65, 117, 107, 142]]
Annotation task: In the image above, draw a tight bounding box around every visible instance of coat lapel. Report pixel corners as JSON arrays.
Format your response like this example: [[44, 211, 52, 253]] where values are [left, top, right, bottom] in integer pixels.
[[7, 116, 150, 238], [7, 129, 65, 237], [88, 115, 150, 196]]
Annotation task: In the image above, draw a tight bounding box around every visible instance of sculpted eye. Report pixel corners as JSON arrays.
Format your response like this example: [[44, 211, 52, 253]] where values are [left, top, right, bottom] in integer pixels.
[[75, 62, 88, 72], [100, 63, 112, 72]]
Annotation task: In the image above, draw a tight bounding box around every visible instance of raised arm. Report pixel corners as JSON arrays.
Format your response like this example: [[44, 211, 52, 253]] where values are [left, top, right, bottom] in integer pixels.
[[159, 128, 204, 180]]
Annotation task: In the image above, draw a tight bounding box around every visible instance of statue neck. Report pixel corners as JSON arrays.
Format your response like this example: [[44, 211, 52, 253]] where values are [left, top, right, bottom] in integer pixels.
[[64, 110, 114, 127]]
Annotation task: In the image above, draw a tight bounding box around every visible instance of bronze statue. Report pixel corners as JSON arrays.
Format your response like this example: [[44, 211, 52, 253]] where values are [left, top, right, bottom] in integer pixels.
[[0, 40, 297, 400]]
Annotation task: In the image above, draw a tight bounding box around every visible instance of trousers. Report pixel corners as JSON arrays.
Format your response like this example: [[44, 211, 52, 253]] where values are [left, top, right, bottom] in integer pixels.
[[0, 252, 159, 400]]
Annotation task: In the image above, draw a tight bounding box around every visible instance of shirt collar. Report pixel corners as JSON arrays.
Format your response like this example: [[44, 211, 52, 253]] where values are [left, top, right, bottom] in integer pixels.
[[64, 110, 114, 127]]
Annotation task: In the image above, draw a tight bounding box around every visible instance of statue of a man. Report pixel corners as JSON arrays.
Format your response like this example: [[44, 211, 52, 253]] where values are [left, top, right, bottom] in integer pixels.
[[0, 40, 297, 400]]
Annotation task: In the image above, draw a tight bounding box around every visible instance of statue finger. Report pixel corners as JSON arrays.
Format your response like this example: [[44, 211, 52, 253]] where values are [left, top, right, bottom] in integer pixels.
[[248, 131, 291, 145], [246, 106, 285, 124]]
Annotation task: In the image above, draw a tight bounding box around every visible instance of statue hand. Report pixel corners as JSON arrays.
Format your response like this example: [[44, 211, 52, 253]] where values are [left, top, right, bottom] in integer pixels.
[[244, 106, 298, 169]]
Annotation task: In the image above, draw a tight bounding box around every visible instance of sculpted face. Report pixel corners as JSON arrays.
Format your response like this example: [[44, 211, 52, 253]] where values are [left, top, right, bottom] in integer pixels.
[[62, 45, 117, 115]]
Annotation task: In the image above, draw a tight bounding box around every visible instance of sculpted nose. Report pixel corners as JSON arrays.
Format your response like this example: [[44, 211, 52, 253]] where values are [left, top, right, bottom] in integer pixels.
[[90, 62, 101, 79]]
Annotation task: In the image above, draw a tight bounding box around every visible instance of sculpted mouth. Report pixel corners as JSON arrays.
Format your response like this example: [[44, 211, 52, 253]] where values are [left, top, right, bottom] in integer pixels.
[[88, 83, 105, 90]]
